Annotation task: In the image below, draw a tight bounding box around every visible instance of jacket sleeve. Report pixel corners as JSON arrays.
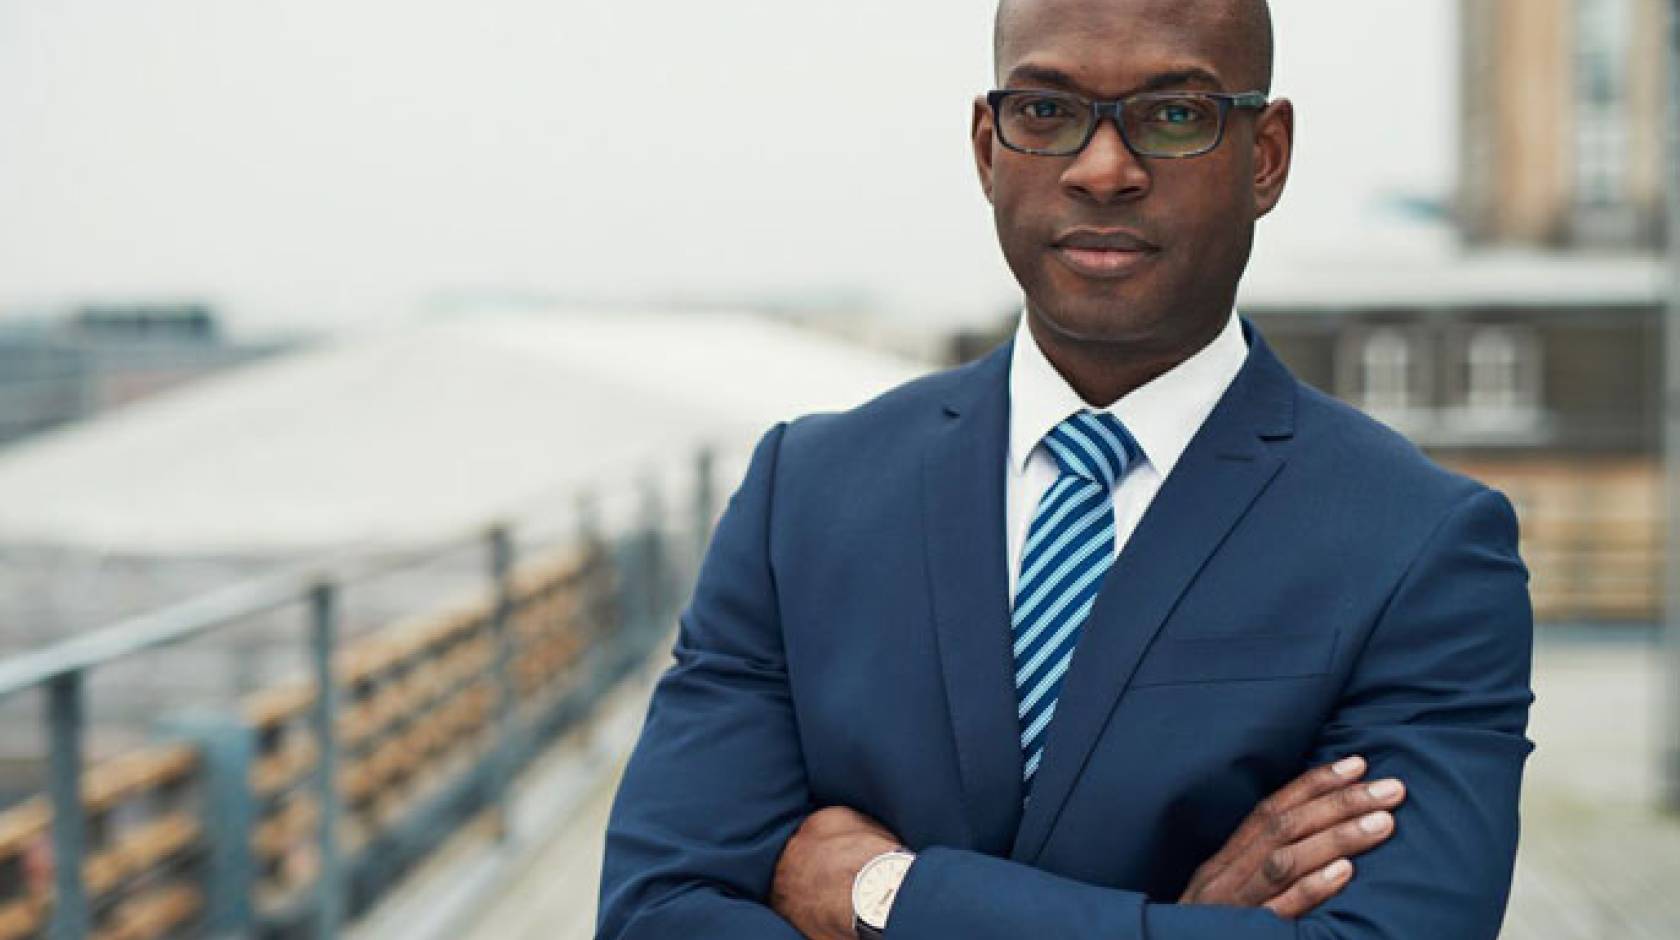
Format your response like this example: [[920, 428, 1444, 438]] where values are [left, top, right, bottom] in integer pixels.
[[887, 487, 1536, 939], [597, 422, 810, 939]]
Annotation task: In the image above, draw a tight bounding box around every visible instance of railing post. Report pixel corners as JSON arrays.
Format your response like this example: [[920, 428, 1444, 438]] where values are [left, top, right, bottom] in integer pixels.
[[159, 711, 256, 936], [693, 446, 717, 574], [638, 474, 667, 642], [310, 581, 344, 940], [487, 524, 517, 841], [46, 671, 88, 940], [575, 490, 601, 550]]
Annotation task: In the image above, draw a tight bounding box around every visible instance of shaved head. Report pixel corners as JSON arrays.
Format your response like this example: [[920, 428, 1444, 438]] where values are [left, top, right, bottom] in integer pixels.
[[973, 0, 1296, 393], [994, 0, 1274, 93]]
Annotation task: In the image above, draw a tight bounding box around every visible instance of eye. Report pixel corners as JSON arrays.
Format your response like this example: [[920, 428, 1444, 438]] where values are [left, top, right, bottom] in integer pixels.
[[1149, 103, 1204, 124], [1014, 96, 1075, 121]]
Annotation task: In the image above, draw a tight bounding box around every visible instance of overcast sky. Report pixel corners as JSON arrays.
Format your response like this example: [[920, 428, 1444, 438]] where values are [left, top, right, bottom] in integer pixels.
[[0, 0, 1458, 335]]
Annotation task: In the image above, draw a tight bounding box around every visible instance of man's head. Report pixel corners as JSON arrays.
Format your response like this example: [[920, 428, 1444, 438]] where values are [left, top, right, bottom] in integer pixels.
[[993, 0, 1274, 94], [975, 0, 1293, 366]]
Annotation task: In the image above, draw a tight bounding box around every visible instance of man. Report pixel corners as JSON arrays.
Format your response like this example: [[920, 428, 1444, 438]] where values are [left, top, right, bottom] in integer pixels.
[[598, 0, 1534, 937]]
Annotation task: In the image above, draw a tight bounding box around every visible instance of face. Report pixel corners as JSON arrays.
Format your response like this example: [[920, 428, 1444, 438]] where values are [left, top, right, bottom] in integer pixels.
[[975, 0, 1293, 358]]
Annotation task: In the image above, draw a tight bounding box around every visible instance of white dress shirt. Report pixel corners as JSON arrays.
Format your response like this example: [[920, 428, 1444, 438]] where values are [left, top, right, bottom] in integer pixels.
[[1005, 309, 1251, 602]]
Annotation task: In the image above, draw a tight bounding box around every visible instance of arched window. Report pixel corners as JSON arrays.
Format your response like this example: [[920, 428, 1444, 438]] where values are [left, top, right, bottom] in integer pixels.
[[1360, 328, 1414, 412], [1464, 324, 1540, 416]]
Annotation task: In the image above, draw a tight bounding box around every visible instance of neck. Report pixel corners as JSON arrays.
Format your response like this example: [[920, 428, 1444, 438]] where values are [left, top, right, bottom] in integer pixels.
[[1025, 310, 1229, 408]]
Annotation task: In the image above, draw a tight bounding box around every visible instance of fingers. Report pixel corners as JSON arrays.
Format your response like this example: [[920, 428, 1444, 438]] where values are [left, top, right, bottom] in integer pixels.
[[1266, 755, 1370, 816], [1263, 858, 1354, 921], [1180, 757, 1406, 915], [1267, 797, 1399, 887], [1216, 755, 1370, 863], [1276, 775, 1407, 849], [1247, 807, 1393, 899], [1242, 778, 1406, 910]]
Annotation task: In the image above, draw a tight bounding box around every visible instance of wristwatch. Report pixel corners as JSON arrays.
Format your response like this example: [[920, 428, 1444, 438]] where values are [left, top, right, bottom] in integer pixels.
[[852, 848, 916, 939]]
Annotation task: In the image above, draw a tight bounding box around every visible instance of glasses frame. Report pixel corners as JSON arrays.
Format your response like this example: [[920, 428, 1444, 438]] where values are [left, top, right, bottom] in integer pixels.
[[985, 89, 1270, 159]]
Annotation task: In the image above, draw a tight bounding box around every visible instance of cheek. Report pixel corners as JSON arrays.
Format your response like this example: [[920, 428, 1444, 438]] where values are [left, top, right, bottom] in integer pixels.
[[989, 184, 1056, 269], [1155, 168, 1249, 242], [990, 158, 1059, 219]]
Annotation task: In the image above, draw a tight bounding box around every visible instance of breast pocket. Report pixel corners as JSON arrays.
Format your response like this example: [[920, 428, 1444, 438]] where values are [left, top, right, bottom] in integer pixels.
[[1129, 631, 1340, 688]]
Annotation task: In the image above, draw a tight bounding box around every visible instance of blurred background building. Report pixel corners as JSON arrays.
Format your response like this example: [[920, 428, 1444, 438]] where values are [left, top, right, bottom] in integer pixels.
[[1258, 0, 1673, 629], [0, 304, 289, 447], [1461, 0, 1669, 249]]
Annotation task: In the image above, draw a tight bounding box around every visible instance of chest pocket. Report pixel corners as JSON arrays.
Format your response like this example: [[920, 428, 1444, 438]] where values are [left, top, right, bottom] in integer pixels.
[[1129, 631, 1340, 687]]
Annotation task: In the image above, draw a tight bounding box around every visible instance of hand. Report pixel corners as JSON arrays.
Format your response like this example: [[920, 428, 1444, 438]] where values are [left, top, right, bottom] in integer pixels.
[[1178, 755, 1406, 919], [771, 806, 902, 940]]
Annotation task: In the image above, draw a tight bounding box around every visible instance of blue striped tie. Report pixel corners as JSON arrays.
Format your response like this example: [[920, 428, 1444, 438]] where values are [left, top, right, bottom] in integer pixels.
[[1014, 409, 1141, 794]]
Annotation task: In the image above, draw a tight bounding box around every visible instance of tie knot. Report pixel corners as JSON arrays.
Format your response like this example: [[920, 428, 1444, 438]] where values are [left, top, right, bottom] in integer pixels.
[[1042, 410, 1141, 491]]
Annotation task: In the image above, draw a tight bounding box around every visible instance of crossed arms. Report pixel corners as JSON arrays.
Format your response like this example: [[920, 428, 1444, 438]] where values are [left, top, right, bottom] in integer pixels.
[[597, 423, 1535, 939]]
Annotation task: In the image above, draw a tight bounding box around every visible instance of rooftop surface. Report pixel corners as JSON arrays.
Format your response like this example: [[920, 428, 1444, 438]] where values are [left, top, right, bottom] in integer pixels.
[[0, 309, 928, 554]]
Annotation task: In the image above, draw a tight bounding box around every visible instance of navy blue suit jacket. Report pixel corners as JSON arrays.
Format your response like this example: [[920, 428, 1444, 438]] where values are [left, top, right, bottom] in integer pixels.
[[598, 319, 1535, 938]]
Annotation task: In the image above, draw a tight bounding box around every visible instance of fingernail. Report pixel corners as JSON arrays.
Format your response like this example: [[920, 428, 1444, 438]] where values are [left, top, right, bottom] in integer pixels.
[[1332, 756, 1364, 776], [1367, 779, 1402, 800], [1322, 859, 1352, 882], [1359, 811, 1391, 834]]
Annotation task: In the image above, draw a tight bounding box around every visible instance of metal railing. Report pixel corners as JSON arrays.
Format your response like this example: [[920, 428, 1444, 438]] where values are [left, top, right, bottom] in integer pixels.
[[0, 452, 716, 939]]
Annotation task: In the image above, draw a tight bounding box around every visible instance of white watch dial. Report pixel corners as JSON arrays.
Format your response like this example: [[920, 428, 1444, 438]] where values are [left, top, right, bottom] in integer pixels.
[[852, 851, 915, 929]]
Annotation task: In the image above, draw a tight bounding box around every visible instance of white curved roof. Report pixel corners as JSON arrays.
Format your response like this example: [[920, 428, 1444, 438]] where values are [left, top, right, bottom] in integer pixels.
[[1241, 249, 1669, 311], [0, 309, 929, 554]]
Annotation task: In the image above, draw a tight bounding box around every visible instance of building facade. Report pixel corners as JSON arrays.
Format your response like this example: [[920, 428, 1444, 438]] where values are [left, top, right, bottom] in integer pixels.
[[1248, 257, 1666, 627], [0, 304, 290, 449], [1459, 0, 1671, 249]]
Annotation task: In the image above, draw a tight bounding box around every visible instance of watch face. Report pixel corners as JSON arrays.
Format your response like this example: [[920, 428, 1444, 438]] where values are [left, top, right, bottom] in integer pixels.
[[852, 853, 914, 929]]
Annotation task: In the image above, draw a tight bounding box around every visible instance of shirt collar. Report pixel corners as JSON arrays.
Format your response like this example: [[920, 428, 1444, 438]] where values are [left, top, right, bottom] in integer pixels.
[[1008, 308, 1250, 478]]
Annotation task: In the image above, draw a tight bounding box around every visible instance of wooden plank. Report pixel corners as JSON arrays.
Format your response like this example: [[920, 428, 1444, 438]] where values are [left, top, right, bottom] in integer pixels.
[[252, 796, 317, 862], [0, 744, 197, 863], [0, 896, 45, 940], [0, 811, 200, 939], [243, 682, 314, 732], [250, 736, 317, 799], [0, 803, 49, 861], [91, 882, 202, 940], [84, 813, 200, 897]]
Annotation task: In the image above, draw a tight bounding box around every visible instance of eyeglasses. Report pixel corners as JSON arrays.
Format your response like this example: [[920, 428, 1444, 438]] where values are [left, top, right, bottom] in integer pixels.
[[986, 89, 1269, 158]]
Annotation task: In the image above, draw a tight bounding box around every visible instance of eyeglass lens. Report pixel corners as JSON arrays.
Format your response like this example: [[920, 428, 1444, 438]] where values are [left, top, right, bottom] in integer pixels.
[[996, 92, 1225, 157]]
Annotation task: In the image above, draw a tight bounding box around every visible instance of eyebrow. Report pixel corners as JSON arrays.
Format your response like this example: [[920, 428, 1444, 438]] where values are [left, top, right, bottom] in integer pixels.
[[1003, 64, 1226, 96]]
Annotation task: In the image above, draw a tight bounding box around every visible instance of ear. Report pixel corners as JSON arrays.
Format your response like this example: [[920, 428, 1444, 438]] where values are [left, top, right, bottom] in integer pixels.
[[972, 95, 997, 204], [1251, 98, 1294, 219]]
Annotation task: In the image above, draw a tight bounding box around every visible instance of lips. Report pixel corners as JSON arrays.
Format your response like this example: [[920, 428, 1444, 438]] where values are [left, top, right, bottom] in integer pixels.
[[1053, 228, 1159, 251], [1050, 227, 1160, 278]]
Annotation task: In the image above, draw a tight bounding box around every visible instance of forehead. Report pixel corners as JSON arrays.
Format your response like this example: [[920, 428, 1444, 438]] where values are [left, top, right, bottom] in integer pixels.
[[996, 0, 1248, 93]]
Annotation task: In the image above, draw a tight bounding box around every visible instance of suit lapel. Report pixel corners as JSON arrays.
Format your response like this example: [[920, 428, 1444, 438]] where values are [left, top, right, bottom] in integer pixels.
[[921, 341, 1024, 855], [1010, 319, 1299, 862]]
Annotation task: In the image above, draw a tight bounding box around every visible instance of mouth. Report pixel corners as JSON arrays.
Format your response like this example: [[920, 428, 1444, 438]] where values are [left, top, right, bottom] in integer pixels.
[[1049, 228, 1160, 279]]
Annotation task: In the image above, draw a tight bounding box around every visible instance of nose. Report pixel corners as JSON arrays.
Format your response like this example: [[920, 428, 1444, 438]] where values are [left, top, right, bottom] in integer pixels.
[[1060, 117, 1150, 205]]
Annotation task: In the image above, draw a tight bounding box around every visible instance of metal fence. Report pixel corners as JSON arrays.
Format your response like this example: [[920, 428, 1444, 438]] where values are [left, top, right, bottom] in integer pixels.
[[0, 455, 713, 939]]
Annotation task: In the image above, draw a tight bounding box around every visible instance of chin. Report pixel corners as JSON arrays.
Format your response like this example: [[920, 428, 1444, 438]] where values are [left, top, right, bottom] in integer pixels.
[[1029, 290, 1172, 347], [1015, 253, 1165, 338]]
